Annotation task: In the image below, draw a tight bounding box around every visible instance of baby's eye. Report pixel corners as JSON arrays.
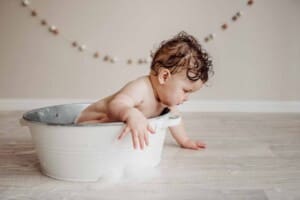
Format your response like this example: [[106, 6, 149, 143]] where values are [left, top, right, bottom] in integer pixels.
[[184, 88, 194, 93]]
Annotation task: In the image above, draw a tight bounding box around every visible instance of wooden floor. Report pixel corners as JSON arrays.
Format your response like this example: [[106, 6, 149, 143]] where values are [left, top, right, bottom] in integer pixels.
[[0, 111, 300, 200]]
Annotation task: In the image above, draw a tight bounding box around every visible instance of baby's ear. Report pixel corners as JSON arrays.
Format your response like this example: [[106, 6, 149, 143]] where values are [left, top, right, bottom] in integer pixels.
[[158, 68, 171, 84]]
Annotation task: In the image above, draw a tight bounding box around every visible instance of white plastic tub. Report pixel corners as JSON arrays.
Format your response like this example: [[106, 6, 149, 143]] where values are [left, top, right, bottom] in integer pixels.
[[20, 103, 180, 182]]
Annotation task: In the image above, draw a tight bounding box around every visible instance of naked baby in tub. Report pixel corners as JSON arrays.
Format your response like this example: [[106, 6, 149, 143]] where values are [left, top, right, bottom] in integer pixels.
[[76, 31, 214, 150]]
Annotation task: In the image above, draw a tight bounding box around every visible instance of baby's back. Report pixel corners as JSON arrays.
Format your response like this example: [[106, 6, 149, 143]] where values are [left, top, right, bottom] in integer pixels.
[[76, 76, 165, 124]]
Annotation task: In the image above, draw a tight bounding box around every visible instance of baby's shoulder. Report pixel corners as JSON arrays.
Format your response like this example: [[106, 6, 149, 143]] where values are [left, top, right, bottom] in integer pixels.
[[123, 76, 150, 92], [113, 76, 150, 105]]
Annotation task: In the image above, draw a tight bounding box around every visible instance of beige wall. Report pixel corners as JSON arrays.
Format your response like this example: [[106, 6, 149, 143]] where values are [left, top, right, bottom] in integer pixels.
[[0, 0, 299, 101]]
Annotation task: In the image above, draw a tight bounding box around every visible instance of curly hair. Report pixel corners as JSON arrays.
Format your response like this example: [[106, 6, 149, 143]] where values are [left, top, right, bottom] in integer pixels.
[[150, 31, 214, 83]]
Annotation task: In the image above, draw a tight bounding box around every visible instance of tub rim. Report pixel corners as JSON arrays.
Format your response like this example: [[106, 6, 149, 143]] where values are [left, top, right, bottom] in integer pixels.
[[22, 103, 171, 127]]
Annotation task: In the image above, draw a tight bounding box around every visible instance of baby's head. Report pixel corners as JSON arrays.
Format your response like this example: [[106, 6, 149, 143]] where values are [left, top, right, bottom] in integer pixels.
[[150, 31, 214, 107]]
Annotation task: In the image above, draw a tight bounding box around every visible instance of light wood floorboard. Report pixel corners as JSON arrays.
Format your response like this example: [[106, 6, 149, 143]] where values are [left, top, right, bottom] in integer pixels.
[[0, 111, 300, 199]]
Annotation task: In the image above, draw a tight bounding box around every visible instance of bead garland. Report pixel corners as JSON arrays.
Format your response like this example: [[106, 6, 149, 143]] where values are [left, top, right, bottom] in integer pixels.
[[20, 0, 254, 65]]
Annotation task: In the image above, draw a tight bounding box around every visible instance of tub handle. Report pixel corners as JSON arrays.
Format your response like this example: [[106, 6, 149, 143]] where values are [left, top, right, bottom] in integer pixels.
[[165, 115, 181, 127]]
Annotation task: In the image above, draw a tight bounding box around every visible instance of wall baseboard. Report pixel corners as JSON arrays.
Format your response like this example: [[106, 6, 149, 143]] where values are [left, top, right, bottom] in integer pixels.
[[0, 98, 300, 113]]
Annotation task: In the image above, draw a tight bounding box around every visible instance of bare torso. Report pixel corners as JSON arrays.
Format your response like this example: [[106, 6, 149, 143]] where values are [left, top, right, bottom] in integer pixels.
[[75, 76, 166, 124]]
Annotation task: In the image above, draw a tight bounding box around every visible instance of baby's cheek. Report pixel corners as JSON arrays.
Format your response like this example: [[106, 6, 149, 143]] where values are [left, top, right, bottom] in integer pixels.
[[172, 93, 181, 103]]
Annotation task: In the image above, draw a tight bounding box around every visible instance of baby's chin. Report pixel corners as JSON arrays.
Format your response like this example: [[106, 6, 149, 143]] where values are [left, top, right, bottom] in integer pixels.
[[160, 101, 179, 107], [159, 97, 182, 107]]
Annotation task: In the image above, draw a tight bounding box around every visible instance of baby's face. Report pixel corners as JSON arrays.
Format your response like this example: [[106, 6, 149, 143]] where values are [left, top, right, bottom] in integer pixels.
[[157, 69, 203, 107]]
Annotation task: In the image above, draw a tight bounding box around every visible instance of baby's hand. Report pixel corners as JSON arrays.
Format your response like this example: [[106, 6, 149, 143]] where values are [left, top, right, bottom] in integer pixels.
[[118, 109, 155, 150], [180, 139, 206, 150]]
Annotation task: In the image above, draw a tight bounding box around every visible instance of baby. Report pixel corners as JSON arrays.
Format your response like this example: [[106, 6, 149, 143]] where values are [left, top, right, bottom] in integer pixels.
[[76, 31, 213, 150]]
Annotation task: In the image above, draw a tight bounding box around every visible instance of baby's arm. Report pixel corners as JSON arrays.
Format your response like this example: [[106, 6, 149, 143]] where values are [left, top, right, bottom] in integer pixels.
[[168, 107, 206, 150], [75, 101, 110, 124], [107, 80, 155, 150]]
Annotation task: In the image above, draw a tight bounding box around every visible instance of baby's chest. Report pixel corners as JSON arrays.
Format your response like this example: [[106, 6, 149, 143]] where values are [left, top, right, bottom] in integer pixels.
[[136, 99, 165, 118]]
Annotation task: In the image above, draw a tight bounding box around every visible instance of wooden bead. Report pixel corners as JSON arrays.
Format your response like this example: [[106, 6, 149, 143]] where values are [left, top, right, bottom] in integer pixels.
[[22, 0, 30, 7], [41, 19, 47, 26], [232, 11, 242, 21], [138, 59, 143, 64], [49, 26, 58, 35], [209, 34, 214, 40], [103, 55, 109, 62], [232, 15, 238, 21], [221, 23, 228, 30], [72, 41, 78, 47], [31, 10, 37, 17], [247, 0, 254, 6], [127, 59, 133, 64], [93, 52, 100, 58], [109, 57, 117, 63], [78, 45, 86, 51], [204, 33, 215, 42], [52, 29, 59, 35]]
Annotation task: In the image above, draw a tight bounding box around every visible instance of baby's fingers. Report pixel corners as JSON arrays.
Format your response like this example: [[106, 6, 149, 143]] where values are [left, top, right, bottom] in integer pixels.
[[196, 141, 206, 148], [147, 124, 155, 134], [181, 140, 200, 150], [131, 130, 139, 150], [118, 125, 130, 140], [189, 143, 200, 150], [144, 132, 149, 146], [138, 133, 145, 150]]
